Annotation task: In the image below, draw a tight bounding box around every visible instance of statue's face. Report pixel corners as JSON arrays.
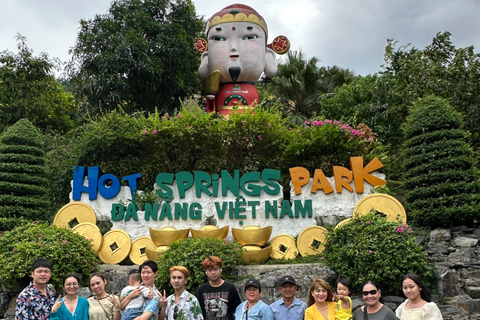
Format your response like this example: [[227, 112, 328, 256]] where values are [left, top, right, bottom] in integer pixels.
[[207, 22, 267, 83]]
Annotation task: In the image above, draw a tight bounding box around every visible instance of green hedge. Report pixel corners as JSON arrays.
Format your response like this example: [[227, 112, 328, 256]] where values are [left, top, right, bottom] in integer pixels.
[[403, 96, 480, 227], [0, 119, 50, 220], [72, 109, 379, 194]]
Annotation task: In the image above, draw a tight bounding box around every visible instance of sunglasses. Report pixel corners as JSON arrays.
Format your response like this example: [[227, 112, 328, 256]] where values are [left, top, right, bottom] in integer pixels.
[[362, 289, 378, 296], [173, 305, 178, 319]]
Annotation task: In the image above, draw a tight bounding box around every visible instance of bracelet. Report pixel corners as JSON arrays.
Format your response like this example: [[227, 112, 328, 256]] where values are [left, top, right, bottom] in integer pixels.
[[113, 308, 120, 312]]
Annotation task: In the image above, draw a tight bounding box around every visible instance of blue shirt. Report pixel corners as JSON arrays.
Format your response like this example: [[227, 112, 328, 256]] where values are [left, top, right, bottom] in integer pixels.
[[269, 297, 306, 320], [50, 296, 89, 320], [235, 301, 274, 320]]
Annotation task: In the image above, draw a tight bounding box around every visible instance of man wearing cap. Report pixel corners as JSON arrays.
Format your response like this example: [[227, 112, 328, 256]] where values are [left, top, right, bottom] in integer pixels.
[[269, 276, 307, 320], [235, 279, 274, 320]]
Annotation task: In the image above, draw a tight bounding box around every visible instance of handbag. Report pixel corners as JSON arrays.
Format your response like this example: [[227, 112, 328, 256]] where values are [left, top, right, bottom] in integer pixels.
[[96, 296, 113, 320], [363, 306, 369, 320]]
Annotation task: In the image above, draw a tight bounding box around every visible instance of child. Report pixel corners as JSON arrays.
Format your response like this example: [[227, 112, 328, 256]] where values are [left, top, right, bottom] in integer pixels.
[[334, 277, 352, 320], [120, 269, 153, 320]]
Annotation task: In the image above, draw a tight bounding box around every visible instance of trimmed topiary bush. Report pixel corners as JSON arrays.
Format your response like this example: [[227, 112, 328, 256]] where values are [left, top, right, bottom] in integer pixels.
[[322, 212, 434, 295], [155, 237, 243, 294], [403, 96, 480, 227], [0, 222, 99, 288], [0, 119, 51, 220]]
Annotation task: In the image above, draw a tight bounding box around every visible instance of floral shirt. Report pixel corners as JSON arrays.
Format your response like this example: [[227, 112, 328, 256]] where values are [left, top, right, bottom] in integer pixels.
[[15, 282, 55, 320], [165, 290, 203, 320]]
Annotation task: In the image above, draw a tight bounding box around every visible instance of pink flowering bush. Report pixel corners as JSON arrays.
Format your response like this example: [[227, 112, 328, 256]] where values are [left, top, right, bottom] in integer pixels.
[[283, 119, 379, 176], [323, 212, 434, 295], [0, 222, 99, 289], [156, 237, 243, 294]]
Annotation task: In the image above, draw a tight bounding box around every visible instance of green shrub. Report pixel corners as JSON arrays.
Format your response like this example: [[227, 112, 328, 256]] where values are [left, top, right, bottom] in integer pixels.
[[218, 109, 287, 173], [0, 217, 30, 231], [0, 222, 99, 289], [282, 120, 379, 177], [403, 96, 480, 227], [0, 119, 51, 220], [322, 212, 434, 295], [155, 237, 243, 294]]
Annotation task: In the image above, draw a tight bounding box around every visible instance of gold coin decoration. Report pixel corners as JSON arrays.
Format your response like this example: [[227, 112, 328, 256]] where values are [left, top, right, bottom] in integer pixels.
[[334, 218, 353, 230], [353, 194, 407, 224], [98, 230, 131, 264], [270, 235, 298, 260], [297, 226, 328, 256], [72, 222, 103, 253], [129, 237, 157, 266], [53, 202, 96, 229]]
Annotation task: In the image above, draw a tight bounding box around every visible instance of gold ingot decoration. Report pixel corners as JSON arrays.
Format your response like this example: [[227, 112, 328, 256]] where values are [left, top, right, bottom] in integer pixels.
[[241, 245, 272, 265], [297, 226, 328, 256], [231, 225, 272, 246], [353, 194, 407, 224], [129, 237, 157, 266], [202, 70, 221, 95], [269, 235, 298, 260], [72, 222, 103, 253], [190, 225, 229, 239], [146, 245, 169, 261], [335, 218, 353, 230], [53, 202, 96, 229], [149, 227, 189, 246], [98, 230, 132, 264]]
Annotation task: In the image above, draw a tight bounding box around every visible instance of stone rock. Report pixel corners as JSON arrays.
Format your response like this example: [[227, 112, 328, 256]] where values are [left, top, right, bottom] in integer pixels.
[[430, 228, 451, 242], [452, 237, 478, 247], [447, 249, 477, 267], [428, 243, 456, 255], [465, 287, 480, 299], [439, 269, 463, 297]]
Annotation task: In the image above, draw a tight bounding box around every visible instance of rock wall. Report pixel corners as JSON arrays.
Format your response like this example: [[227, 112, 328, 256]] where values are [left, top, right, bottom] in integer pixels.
[[1, 226, 479, 319]]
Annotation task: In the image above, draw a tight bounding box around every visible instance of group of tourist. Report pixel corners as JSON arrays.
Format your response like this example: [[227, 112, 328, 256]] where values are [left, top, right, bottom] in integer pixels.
[[15, 257, 443, 320]]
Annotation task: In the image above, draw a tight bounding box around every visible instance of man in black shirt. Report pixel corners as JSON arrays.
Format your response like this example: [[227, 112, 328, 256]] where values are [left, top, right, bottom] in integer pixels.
[[195, 256, 241, 320]]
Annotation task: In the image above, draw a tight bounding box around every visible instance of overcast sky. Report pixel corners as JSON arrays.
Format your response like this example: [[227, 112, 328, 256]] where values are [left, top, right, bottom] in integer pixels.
[[1, 0, 479, 76]]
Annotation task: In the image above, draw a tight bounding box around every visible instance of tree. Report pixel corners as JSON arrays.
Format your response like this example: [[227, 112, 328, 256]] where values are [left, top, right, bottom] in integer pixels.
[[0, 119, 51, 221], [270, 51, 355, 124], [0, 35, 77, 134], [403, 96, 480, 227], [68, 0, 204, 115]]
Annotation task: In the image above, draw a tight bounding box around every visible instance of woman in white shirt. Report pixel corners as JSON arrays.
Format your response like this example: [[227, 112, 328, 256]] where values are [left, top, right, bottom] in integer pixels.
[[395, 273, 443, 320]]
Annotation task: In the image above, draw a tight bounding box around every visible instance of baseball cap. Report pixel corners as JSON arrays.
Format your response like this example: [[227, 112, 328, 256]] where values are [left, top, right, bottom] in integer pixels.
[[244, 279, 261, 290], [279, 275, 297, 287]]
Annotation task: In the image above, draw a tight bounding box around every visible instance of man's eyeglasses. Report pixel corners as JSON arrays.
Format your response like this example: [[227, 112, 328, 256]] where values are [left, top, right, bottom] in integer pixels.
[[362, 289, 378, 296]]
